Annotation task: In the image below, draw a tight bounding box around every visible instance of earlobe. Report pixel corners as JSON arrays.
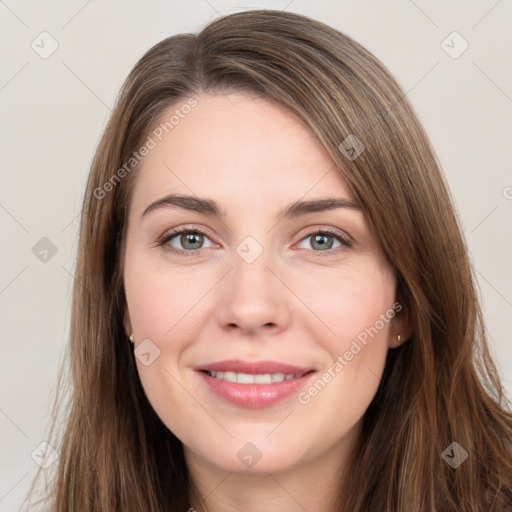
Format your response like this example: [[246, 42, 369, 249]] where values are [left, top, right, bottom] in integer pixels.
[[123, 306, 132, 338], [389, 306, 413, 349], [389, 333, 405, 349]]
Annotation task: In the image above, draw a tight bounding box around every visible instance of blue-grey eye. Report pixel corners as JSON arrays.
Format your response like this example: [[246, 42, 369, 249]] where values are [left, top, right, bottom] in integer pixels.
[[297, 231, 344, 251]]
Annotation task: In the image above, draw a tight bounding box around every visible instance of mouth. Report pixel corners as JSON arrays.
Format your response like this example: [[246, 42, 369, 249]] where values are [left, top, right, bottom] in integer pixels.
[[196, 359, 315, 375], [201, 369, 314, 384], [195, 359, 317, 408]]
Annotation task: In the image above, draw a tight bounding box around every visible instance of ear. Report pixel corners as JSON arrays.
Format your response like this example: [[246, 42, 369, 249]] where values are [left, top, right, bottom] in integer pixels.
[[388, 302, 413, 349], [123, 306, 133, 338]]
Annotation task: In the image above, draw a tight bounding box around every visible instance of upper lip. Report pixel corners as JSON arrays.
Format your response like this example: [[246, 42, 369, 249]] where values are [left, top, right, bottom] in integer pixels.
[[196, 359, 315, 375]]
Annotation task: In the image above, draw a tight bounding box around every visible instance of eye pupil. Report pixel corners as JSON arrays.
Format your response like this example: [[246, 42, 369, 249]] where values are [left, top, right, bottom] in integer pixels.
[[182, 232, 203, 249], [311, 233, 333, 251], [164, 229, 346, 256]]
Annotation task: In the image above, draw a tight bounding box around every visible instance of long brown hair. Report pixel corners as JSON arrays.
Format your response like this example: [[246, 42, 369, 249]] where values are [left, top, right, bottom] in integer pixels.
[[22, 9, 512, 511]]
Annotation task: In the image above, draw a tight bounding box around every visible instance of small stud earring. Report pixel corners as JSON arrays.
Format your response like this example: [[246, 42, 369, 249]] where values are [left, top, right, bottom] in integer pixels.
[[129, 333, 135, 343], [397, 334, 401, 343]]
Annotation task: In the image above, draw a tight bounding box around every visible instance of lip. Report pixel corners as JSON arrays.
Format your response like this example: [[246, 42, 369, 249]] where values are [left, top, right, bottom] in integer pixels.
[[196, 359, 314, 375], [195, 359, 316, 409]]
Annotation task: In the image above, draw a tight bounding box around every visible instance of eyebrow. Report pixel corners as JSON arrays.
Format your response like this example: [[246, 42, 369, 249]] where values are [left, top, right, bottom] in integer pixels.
[[141, 194, 362, 220]]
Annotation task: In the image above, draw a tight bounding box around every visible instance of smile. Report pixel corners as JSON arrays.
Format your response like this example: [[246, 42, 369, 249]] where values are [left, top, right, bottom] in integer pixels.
[[197, 362, 317, 408], [203, 370, 308, 384]]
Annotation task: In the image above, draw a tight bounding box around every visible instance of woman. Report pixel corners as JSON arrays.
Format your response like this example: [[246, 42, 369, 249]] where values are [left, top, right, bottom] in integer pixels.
[[23, 9, 512, 512]]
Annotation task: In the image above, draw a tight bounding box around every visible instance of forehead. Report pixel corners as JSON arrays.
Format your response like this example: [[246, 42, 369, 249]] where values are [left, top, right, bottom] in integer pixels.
[[130, 92, 355, 213]]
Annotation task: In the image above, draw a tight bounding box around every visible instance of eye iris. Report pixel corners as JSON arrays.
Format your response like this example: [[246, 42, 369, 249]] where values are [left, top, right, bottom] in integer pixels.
[[171, 231, 340, 252], [311, 233, 333, 250], [181, 232, 203, 250]]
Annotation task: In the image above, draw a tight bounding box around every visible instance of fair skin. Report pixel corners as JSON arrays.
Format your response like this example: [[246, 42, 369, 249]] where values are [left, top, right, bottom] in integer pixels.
[[123, 92, 411, 511]]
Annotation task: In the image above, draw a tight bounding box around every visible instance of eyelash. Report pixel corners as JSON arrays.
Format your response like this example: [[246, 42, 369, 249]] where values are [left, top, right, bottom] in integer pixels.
[[157, 226, 353, 257]]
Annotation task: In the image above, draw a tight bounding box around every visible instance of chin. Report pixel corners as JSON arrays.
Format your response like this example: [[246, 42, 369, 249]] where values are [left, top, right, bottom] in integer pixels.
[[190, 438, 307, 475]]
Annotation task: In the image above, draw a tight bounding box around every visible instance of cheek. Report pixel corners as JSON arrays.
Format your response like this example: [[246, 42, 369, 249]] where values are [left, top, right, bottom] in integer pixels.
[[289, 274, 393, 433], [123, 253, 204, 432], [297, 261, 396, 347], [124, 252, 206, 339], [294, 262, 395, 408]]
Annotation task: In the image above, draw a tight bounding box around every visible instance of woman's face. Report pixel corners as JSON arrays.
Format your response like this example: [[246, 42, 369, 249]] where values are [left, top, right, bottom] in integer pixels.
[[123, 92, 407, 475]]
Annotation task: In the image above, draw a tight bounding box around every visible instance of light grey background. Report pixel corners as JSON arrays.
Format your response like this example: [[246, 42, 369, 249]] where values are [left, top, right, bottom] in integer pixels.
[[1, 0, 511, 509]]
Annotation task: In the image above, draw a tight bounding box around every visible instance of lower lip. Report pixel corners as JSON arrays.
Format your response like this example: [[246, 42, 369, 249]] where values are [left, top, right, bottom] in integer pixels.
[[197, 371, 316, 409]]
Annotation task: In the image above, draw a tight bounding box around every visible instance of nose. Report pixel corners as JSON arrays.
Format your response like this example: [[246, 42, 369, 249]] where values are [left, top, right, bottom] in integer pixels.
[[215, 251, 292, 337]]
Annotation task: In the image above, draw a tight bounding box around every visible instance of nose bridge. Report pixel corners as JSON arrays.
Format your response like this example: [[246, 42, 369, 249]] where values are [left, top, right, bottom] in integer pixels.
[[233, 237, 272, 290], [231, 236, 276, 305], [215, 234, 290, 333]]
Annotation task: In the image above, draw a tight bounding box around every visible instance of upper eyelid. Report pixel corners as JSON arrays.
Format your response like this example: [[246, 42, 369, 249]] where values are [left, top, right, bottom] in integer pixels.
[[161, 225, 217, 244], [161, 225, 352, 249]]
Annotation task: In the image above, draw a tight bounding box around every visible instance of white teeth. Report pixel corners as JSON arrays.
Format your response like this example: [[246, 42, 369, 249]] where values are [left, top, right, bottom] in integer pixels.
[[237, 372, 257, 384], [254, 373, 272, 384], [207, 371, 303, 383], [223, 371, 236, 382]]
